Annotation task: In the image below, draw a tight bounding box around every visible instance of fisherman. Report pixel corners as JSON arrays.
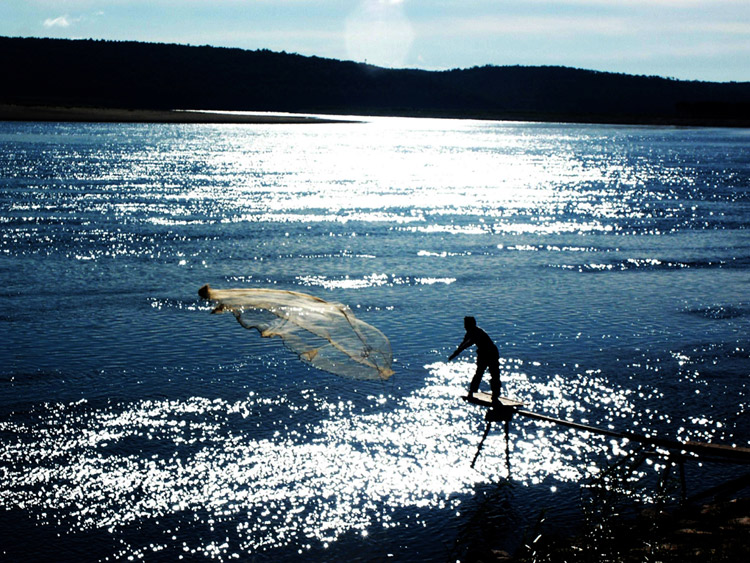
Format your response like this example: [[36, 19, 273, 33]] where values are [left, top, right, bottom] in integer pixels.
[[448, 316, 501, 408]]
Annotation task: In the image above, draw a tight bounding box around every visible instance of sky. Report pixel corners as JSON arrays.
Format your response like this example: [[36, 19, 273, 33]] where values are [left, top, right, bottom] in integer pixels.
[[2, 1, 749, 82]]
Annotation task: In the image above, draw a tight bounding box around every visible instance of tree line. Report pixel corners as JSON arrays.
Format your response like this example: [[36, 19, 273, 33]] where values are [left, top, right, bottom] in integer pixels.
[[2, 36, 749, 126]]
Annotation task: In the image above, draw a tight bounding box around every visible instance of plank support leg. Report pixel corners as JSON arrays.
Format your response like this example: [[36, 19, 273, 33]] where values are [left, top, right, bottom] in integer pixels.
[[471, 420, 493, 468], [504, 419, 511, 476]]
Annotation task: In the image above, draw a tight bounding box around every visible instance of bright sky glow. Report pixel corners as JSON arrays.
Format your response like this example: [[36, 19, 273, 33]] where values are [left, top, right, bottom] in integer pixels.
[[1, 1, 749, 82]]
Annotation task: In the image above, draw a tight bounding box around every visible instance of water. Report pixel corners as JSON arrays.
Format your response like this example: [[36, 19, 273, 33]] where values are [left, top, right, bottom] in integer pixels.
[[1, 117, 749, 561]]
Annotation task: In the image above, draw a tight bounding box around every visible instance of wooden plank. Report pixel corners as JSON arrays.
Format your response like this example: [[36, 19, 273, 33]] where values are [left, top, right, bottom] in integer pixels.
[[517, 409, 750, 464], [462, 392, 525, 409], [683, 441, 750, 463]]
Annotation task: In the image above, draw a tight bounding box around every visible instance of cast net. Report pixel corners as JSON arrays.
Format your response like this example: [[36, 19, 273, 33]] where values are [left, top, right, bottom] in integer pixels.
[[199, 285, 394, 381]]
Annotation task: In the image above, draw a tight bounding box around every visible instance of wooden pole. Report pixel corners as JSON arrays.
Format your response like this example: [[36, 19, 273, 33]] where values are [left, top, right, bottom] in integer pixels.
[[517, 409, 750, 464], [471, 421, 493, 469]]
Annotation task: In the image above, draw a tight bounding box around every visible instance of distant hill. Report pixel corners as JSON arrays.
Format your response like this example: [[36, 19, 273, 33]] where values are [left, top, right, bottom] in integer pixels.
[[2, 36, 750, 126]]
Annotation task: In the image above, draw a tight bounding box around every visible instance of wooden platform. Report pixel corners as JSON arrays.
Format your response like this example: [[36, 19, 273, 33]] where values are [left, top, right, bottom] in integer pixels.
[[462, 391, 750, 474], [462, 392, 525, 409]]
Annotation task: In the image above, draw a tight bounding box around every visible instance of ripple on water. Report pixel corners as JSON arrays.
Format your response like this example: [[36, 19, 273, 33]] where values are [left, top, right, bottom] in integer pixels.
[[0, 356, 667, 560]]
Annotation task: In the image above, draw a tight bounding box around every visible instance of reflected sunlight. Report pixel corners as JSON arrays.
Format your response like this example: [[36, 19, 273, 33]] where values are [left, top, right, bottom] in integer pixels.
[[0, 354, 670, 559]]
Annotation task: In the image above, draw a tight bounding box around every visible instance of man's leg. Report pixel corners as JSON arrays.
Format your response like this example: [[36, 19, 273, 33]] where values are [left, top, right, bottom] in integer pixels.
[[470, 359, 488, 394]]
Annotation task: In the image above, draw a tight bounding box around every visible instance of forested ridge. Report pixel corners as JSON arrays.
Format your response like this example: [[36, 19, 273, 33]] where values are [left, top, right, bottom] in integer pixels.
[[2, 36, 750, 125]]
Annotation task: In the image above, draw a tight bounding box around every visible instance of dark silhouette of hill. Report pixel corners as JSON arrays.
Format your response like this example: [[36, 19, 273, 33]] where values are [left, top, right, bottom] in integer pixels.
[[2, 36, 750, 126]]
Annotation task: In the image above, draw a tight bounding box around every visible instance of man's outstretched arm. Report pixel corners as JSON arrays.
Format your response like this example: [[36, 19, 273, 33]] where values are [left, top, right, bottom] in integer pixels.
[[448, 333, 473, 360]]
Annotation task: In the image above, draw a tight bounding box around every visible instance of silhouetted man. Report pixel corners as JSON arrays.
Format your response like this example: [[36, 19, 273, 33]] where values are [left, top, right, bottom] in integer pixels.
[[448, 316, 501, 408]]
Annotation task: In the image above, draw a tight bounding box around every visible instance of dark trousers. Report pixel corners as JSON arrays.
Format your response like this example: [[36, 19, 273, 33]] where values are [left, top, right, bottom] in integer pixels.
[[469, 353, 501, 402]]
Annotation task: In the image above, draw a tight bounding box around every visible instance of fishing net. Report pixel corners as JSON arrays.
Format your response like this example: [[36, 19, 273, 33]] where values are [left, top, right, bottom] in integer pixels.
[[199, 285, 394, 381]]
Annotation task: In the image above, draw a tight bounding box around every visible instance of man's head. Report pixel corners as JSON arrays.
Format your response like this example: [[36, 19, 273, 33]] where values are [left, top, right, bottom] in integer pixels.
[[464, 316, 476, 329]]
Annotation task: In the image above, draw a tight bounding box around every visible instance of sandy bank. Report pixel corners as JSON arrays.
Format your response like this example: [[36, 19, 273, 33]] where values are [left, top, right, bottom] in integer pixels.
[[0, 104, 356, 124]]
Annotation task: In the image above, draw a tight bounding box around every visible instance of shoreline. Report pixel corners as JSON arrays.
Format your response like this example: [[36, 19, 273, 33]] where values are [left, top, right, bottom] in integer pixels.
[[2, 104, 749, 128], [0, 104, 357, 124]]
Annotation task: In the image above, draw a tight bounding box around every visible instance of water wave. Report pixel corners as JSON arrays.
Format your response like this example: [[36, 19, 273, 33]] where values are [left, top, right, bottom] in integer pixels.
[[685, 305, 750, 320], [555, 256, 750, 272], [295, 274, 456, 289]]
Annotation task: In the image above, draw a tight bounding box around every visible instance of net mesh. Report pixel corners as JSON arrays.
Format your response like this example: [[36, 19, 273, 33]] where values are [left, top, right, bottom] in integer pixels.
[[199, 285, 394, 381]]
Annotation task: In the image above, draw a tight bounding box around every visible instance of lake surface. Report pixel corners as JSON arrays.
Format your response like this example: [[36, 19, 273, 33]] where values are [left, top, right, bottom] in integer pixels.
[[1, 116, 749, 561]]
